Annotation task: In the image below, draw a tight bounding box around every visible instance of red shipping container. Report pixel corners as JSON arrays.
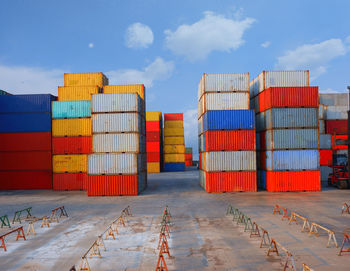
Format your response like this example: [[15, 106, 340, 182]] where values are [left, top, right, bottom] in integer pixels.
[[53, 136, 92, 154], [0, 132, 51, 152], [204, 171, 257, 192], [147, 142, 160, 152], [320, 150, 333, 166], [164, 113, 183, 121], [326, 120, 347, 135], [332, 135, 348, 150], [185, 154, 193, 160], [146, 131, 160, 142], [0, 151, 52, 170], [205, 130, 256, 151], [147, 152, 161, 162], [259, 87, 319, 112], [260, 131, 266, 150], [53, 173, 88, 191], [265, 170, 320, 192], [0, 171, 52, 190], [88, 175, 138, 196], [146, 121, 161, 132], [185, 160, 192, 166]]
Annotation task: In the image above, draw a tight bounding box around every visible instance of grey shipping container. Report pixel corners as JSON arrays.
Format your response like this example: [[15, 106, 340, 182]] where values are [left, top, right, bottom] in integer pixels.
[[93, 133, 146, 153], [92, 113, 144, 134], [320, 134, 332, 150]]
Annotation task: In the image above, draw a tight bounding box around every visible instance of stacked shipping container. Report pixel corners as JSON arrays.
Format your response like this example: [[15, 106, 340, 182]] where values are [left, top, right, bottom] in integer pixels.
[[0, 95, 56, 189], [198, 73, 257, 192], [52, 73, 107, 190], [146, 111, 163, 173], [250, 71, 321, 192], [185, 147, 193, 167], [163, 113, 185, 171]]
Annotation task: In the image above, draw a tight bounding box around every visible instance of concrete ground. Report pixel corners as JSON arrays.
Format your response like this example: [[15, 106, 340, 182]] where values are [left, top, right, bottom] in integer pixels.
[[0, 168, 349, 271]]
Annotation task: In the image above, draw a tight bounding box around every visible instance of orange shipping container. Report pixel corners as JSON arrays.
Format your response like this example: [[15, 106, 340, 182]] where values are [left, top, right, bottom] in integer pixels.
[[204, 171, 257, 192], [204, 130, 256, 151], [64, 72, 108, 88]]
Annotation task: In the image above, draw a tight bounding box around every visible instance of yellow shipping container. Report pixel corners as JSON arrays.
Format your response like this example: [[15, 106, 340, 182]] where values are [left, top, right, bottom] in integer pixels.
[[164, 136, 185, 145], [164, 145, 185, 154], [164, 154, 185, 163], [164, 120, 183, 128], [147, 162, 160, 173], [64, 72, 108, 87], [164, 127, 184, 137], [52, 118, 91, 137], [103, 85, 145, 100], [53, 154, 87, 173], [58, 86, 99, 101], [146, 111, 162, 121]]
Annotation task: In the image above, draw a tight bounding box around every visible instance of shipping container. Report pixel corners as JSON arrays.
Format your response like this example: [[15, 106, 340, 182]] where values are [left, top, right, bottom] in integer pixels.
[[185, 148, 192, 154], [164, 113, 183, 121], [325, 120, 347, 134], [0, 151, 52, 170], [53, 154, 88, 173], [164, 145, 185, 154], [164, 153, 185, 163], [92, 93, 143, 114], [262, 170, 320, 192], [250, 71, 309, 98], [185, 160, 192, 167], [164, 127, 184, 137], [320, 150, 332, 166], [146, 121, 161, 132], [319, 120, 325, 134], [53, 136, 92, 154], [0, 94, 55, 113], [320, 134, 332, 149], [185, 153, 193, 160], [52, 118, 91, 136], [147, 152, 161, 162], [163, 163, 185, 172], [202, 110, 255, 132], [319, 104, 325, 120], [325, 106, 348, 120], [147, 162, 160, 173], [92, 113, 143, 134], [88, 153, 144, 175], [204, 130, 256, 151], [319, 93, 349, 106], [93, 133, 145, 153], [202, 151, 256, 172], [103, 85, 145, 100], [164, 120, 183, 128], [58, 86, 99, 101], [64, 72, 108, 88], [164, 136, 185, 145], [53, 173, 87, 191], [203, 171, 257, 192], [0, 132, 51, 152], [257, 87, 318, 112], [146, 111, 161, 121], [0, 171, 53, 190], [198, 117, 203, 135], [321, 166, 332, 182], [52, 101, 91, 119], [146, 141, 160, 152], [146, 131, 160, 142], [0, 113, 51, 133]]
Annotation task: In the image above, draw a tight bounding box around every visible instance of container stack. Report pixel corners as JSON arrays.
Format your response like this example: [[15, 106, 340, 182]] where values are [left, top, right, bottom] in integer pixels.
[[163, 113, 185, 172], [250, 71, 320, 192], [198, 73, 257, 193], [52, 73, 107, 191], [146, 111, 163, 173], [0, 94, 56, 190], [185, 147, 193, 167], [87, 87, 147, 196]]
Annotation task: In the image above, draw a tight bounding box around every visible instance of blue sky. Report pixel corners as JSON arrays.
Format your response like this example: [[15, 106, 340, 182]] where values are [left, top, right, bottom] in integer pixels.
[[1, 0, 350, 158]]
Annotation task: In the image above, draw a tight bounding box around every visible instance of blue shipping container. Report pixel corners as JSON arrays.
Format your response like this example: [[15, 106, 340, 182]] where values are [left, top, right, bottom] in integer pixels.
[[202, 110, 255, 132], [0, 94, 56, 113], [0, 113, 52, 132], [163, 163, 185, 172], [52, 101, 91, 119]]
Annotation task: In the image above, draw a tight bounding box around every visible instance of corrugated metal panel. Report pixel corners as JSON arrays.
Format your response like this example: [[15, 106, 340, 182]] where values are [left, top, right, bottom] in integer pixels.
[[0, 113, 51, 133], [263, 129, 319, 150], [320, 150, 332, 166], [163, 163, 185, 171], [53, 136, 92, 154], [0, 152, 52, 170], [53, 154, 88, 173], [204, 171, 257, 192], [319, 120, 325, 134], [164, 127, 184, 137], [0, 171, 53, 190], [93, 133, 145, 153], [202, 110, 255, 131], [88, 153, 143, 175], [147, 142, 160, 152], [164, 136, 185, 145], [321, 166, 332, 181], [92, 93, 143, 114], [103, 85, 145, 100], [147, 162, 160, 173], [249, 71, 309, 97], [52, 118, 91, 136], [320, 134, 332, 149], [203, 151, 256, 171], [64, 72, 108, 87], [58, 86, 99, 101], [53, 173, 87, 191], [319, 93, 349, 106], [325, 120, 347, 134], [164, 120, 183, 128], [92, 113, 143, 134], [147, 152, 161, 162], [87, 175, 139, 196], [0, 94, 55, 113], [164, 154, 185, 163], [52, 101, 91, 119], [198, 92, 250, 117], [0, 132, 51, 151], [146, 131, 160, 142], [146, 111, 162, 121], [199, 134, 205, 152], [164, 113, 183, 121], [146, 121, 161, 132], [164, 145, 185, 154], [325, 106, 348, 120], [319, 105, 325, 120], [198, 117, 203, 135], [204, 130, 256, 151], [265, 150, 319, 171]]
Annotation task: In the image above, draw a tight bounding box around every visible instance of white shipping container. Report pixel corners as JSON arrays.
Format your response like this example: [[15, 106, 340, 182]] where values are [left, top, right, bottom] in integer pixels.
[[319, 93, 349, 106], [92, 93, 144, 114], [203, 151, 256, 172], [92, 113, 144, 134], [88, 153, 144, 175], [325, 106, 348, 120], [93, 133, 146, 153]]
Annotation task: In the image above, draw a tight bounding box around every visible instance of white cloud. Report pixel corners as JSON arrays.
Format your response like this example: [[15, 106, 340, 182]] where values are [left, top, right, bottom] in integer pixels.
[[261, 41, 271, 48], [183, 108, 198, 160], [125, 23, 154, 49], [0, 64, 63, 95], [164, 11, 255, 61], [106, 57, 174, 88], [276, 38, 348, 81], [88, 43, 94, 48]]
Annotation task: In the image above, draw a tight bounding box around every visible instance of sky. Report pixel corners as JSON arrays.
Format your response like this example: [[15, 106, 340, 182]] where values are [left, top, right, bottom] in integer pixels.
[[1, 0, 350, 159]]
